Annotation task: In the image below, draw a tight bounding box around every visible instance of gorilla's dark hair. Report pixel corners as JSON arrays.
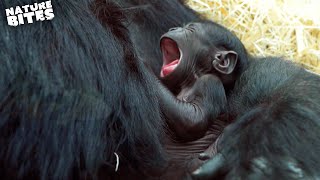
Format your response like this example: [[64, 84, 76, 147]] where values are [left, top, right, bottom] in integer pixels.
[[0, 0, 165, 179]]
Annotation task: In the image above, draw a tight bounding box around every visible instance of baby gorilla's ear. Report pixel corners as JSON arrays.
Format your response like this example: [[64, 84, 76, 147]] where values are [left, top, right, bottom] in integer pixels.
[[212, 51, 238, 74]]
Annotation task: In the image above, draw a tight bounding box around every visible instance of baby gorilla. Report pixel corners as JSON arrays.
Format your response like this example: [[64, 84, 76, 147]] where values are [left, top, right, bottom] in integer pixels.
[[160, 23, 240, 93], [159, 20, 320, 179], [159, 23, 231, 141]]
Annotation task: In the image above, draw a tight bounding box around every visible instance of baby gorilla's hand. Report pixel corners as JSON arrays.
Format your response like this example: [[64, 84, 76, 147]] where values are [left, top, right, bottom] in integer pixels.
[[159, 74, 227, 141], [171, 74, 227, 140], [186, 74, 227, 121]]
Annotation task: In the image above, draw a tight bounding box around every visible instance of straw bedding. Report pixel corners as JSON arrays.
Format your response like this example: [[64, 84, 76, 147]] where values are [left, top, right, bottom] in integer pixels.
[[187, 0, 320, 74]]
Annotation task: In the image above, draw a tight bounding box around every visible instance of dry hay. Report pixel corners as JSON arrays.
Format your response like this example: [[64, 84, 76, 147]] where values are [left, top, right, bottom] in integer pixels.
[[187, 0, 320, 74]]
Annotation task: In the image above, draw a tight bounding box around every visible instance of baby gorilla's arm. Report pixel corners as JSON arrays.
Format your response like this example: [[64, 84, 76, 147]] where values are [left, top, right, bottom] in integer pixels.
[[159, 74, 227, 141]]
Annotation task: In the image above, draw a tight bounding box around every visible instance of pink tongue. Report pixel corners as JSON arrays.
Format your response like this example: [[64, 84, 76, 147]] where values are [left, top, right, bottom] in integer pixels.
[[161, 59, 179, 77]]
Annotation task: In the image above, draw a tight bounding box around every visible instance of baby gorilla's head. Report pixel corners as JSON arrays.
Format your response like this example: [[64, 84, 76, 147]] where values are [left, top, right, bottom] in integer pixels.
[[159, 21, 244, 94]]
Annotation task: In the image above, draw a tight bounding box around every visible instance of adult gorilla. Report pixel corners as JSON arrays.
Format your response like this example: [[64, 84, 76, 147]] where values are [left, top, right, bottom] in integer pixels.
[[0, 0, 221, 179]]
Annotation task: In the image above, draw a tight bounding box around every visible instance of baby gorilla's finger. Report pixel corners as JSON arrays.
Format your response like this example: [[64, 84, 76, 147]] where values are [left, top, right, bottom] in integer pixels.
[[191, 153, 226, 180]]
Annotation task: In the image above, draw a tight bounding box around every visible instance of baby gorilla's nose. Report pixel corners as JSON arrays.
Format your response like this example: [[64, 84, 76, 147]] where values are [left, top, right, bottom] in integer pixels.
[[169, 27, 179, 31], [169, 27, 184, 32]]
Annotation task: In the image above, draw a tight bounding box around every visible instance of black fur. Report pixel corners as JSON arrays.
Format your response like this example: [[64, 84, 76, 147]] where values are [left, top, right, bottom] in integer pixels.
[[114, 0, 200, 74], [184, 21, 320, 179], [220, 57, 320, 179], [0, 0, 184, 179], [0, 0, 203, 179]]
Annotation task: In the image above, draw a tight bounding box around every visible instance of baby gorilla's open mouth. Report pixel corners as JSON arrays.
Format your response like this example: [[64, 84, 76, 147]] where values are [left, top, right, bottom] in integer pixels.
[[160, 37, 182, 77]]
